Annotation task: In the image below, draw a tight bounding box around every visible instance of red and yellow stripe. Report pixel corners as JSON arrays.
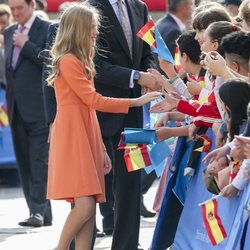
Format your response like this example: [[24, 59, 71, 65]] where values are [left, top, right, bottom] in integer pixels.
[[201, 198, 227, 246], [136, 20, 156, 48], [124, 146, 151, 172], [0, 104, 9, 128]]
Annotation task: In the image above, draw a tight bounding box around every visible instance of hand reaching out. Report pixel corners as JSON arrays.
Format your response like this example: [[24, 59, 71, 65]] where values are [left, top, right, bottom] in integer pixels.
[[150, 93, 179, 113], [138, 71, 162, 91], [220, 184, 239, 198], [154, 113, 169, 128], [156, 127, 172, 141], [131, 91, 162, 107], [202, 51, 227, 78], [147, 68, 175, 94]]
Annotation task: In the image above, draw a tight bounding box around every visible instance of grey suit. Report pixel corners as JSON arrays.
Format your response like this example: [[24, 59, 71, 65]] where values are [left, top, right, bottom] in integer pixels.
[[4, 16, 52, 222]]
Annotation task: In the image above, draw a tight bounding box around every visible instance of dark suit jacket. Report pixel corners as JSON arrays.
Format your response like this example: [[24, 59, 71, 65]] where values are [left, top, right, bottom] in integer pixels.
[[42, 23, 58, 125], [4, 16, 50, 123], [156, 14, 182, 56], [89, 0, 156, 137]]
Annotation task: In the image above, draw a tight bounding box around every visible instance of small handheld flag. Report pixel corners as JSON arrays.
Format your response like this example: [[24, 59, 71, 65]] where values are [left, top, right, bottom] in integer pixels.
[[124, 146, 152, 172], [200, 196, 227, 246], [137, 19, 174, 64], [0, 103, 9, 128]]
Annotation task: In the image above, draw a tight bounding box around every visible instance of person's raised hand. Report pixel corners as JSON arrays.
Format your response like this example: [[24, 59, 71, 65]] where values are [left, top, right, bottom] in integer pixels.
[[156, 127, 172, 141], [203, 145, 231, 164], [202, 51, 227, 78], [154, 113, 169, 128], [220, 184, 239, 198], [138, 71, 162, 91], [130, 91, 162, 107], [150, 93, 179, 113]]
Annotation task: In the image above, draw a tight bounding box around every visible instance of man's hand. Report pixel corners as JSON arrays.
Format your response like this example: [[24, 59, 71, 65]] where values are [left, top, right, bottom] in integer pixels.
[[13, 30, 28, 48], [138, 71, 162, 91]]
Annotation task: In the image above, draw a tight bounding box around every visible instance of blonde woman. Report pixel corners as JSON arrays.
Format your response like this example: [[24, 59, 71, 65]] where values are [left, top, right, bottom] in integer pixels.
[[46, 3, 161, 250]]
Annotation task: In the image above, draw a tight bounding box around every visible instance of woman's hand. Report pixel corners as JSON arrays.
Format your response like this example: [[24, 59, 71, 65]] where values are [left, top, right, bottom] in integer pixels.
[[130, 91, 162, 107], [103, 151, 112, 175], [150, 93, 179, 113], [220, 184, 239, 198]]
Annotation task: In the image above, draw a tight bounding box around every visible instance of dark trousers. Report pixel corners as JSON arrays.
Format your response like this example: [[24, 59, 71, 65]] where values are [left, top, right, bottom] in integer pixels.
[[108, 108, 141, 250], [99, 137, 115, 231], [141, 170, 157, 195], [10, 106, 52, 222]]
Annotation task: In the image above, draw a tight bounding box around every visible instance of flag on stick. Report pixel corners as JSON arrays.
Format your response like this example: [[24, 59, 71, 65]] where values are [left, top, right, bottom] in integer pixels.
[[200, 196, 227, 246], [137, 19, 174, 64]]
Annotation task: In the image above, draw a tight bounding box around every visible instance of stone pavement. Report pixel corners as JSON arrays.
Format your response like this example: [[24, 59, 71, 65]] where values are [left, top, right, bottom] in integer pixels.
[[0, 180, 159, 250]]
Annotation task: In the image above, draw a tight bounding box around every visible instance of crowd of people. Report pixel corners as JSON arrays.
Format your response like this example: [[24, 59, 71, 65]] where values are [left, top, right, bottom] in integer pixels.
[[0, 0, 250, 249]]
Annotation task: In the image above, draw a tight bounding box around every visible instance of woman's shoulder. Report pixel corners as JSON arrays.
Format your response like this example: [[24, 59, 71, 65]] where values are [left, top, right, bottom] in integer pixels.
[[60, 53, 83, 68]]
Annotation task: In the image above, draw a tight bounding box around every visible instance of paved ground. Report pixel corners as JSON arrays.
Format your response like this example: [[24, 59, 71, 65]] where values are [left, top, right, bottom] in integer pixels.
[[0, 180, 159, 250]]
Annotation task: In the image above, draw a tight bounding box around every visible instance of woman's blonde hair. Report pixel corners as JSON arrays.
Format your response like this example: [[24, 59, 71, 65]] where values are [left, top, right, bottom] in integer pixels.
[[48, 2, 99, 85]]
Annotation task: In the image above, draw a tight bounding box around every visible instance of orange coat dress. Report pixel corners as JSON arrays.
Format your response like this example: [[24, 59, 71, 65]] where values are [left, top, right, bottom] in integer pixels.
[[47, 54, 130, 203]]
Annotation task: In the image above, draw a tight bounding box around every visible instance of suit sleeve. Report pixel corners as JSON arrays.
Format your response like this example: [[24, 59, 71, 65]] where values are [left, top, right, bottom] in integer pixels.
[[20, 21, 50, 66], [60, 54, 130, 113], [42, 23, 58, 125], [94, 56, 133, 90]]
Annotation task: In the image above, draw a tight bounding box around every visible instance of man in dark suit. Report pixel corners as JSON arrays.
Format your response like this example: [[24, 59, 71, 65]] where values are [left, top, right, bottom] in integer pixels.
[[156, 0, 194, 56], [4, 0, 51, 227], [88, 1, 160, 249]]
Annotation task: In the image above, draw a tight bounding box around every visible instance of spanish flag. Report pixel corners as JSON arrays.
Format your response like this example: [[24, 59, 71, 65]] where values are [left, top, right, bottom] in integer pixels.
[[174, 47, 182, 72], [201, 197, 227, 246], [124, 146, 152, 172], [0, 104, 9, 128], [136, 19, 156, 48], [137, 18, 175, 64]]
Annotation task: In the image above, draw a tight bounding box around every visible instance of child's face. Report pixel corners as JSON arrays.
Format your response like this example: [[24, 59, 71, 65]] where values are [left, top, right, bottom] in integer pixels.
[[195, 29, 205, 46], [90, 20, 98, 47], [201, 29, 218, 53]]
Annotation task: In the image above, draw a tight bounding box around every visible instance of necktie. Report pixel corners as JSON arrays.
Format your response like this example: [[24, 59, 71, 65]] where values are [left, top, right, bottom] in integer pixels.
[[12, 25, 25, 69], [117, 0, 133, 56]]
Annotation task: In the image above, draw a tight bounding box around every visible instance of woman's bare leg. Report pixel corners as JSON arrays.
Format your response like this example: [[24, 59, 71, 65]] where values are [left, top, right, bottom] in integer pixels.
[[56, 196, 96, 250], [75, 211, 95, 250]]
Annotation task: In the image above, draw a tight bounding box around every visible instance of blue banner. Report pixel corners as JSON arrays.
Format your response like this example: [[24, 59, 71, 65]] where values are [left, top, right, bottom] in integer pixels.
[[0, 88, 16, 165], [173, 129, 250, 249]]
